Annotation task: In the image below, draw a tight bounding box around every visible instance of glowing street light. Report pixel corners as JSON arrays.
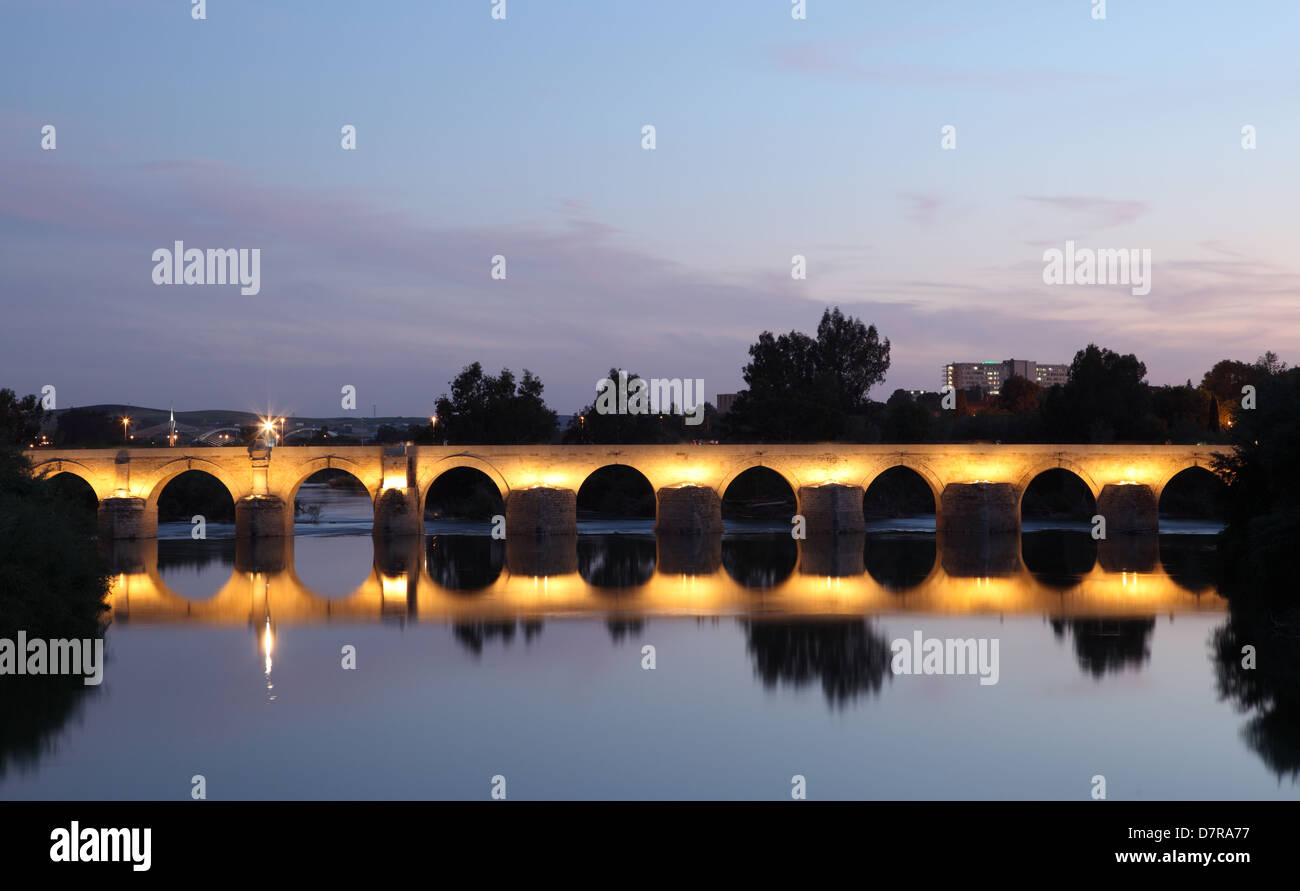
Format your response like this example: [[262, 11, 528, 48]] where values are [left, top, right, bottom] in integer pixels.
[[259, 415, 284, 447], [121, 416, 130, 443]]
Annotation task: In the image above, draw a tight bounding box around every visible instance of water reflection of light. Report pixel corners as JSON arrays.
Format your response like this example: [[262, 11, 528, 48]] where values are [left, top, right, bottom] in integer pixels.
[[262, 616, 276, 701], [381, 574, 407, 603], [121, 533, 1227, 623], [263, 617, 273, 674]]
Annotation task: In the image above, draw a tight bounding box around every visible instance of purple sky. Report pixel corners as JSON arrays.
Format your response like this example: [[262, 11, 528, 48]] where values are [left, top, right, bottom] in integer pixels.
[[2, 1, 1297, 417]]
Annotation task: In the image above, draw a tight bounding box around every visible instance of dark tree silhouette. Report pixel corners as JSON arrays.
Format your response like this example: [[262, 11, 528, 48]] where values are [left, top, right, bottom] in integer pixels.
[[1213, 364, 1300, 591], [743, 619, 894, 708], [1049, 618, 1156, 678], [1212, 598, 1300, 781], [434, 363, 557, 444], [996, 375, 1042, 414], [0, 395, 110, 777], [1042, 344, 1155, 442], [726, 307, 890, 442]]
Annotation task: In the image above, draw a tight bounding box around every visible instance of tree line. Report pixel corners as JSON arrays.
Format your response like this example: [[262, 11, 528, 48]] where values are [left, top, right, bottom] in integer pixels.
[[12, 308, 1288, 449]]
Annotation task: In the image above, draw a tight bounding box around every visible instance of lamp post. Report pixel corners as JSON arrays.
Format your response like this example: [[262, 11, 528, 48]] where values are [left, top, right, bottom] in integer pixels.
[[121, 416, 130, 443]]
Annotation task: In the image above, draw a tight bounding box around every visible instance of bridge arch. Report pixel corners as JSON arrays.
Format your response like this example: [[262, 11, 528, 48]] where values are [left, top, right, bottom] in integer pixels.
[[423, 465, 506, 522], [861, 463, 942, 515], [720, 464, 798, 522], [1154, 460, 1225, 503], [281, 456, 381, 510], [1018, 466, 1098, 523], [577, 464, 656, 519], [415, 454, 510, 504], [1157, 464, 1227, 519], [143, 459, 247, 514], [28, 459, 111, 499], [1015, 460, 1101, 504], [717, 459, 801, 500], [859, 459, 943, 505]]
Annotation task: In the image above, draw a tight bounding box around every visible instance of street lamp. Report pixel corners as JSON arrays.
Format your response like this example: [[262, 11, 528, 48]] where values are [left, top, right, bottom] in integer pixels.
[[259, 415, 286, 447], [121, 416, 130, 443]]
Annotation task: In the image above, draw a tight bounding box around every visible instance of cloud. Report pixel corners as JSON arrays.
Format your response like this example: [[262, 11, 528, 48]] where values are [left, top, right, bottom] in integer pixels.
[[0, 160, 1295, 414], [899, 192, 945, 226], [1023, 195, 1149, 230]]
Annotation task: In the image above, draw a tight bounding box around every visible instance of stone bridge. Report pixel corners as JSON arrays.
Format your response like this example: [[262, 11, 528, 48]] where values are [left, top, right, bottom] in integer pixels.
[[23, 443, 1226, 540]]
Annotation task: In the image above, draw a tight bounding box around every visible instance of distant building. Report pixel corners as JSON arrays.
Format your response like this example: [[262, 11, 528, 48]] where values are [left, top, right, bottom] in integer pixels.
[[943, 359, 1068, 396], [716, 393, 738, 415]]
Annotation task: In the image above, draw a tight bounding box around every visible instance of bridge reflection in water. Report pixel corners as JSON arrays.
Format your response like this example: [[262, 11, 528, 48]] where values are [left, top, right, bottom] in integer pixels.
[[103, 532, 1224, 625]]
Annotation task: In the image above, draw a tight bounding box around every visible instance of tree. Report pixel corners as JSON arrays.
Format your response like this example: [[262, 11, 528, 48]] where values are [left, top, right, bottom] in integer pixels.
[[814, 307, 892, 415], [433, 363, 557, 444], [882, 393, 933, 443], [1044, 344, 1153, 442], [996, 375, 1042, 414], [0, 390, 43, 447], [1150, 384, 1217, 443], [726, 307, 890, 441], [564, 369, 710, 444], [55, 408, 118, 447], [1201, 359, 1258, 403], [1201, 359, 1258, 428], [1254, 350, 1288, 377], [1213, 364, 1300, 594]]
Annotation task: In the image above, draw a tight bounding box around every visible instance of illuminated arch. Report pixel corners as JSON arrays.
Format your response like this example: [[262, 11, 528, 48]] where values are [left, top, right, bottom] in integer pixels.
[[1154, 461, 1225, 503], [860, 461, 943, 507], [143, 459, 246, 512], [717, 460, 801, 499], [1015, 460, 1100, 506], [576, 464, 656, 518], [416, 454, 510, 504], [1157, 464, 1227, 517], [28, 458, 110, 499], [281, 455, 380, 509]]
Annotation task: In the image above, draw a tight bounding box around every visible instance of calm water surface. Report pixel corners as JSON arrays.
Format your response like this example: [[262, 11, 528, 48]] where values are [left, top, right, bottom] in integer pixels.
[[1, 486, 1292, 800]]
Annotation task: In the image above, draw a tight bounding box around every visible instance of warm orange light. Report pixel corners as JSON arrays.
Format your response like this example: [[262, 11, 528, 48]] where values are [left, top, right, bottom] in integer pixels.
[[381, 574, 407, 602], [262, 617, 274, 676]]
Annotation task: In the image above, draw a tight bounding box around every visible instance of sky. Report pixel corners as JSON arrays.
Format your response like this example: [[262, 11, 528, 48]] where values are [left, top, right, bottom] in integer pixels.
[[2, 0, 1298, 417]]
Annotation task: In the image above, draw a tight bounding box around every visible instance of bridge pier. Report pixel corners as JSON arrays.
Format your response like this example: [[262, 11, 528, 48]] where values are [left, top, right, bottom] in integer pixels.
[[375, 534, 423, 618], [1098, 534, 1159, 573], [374, 487, 422, 537], [235, 495, 288, 539], [99, 537, 155, 573], [655, 485, 723, 535], [937, 482, 1019, 533], [505, 534, 578, 576], [505, 486, 577, 537], [798, 484, 866, 534], [98, 497, 154, 540], [657, 534, 722, 574], [234, 535, 290, 573], [798, 533, 866, 576], [938, 530, 1022, 577], [1096, 483, 1158, 534]]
